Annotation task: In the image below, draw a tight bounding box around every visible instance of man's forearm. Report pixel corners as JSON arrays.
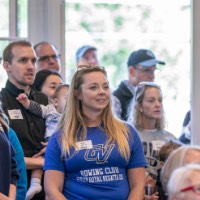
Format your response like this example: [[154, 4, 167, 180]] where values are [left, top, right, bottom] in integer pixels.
[[25, 156, 44, 169]]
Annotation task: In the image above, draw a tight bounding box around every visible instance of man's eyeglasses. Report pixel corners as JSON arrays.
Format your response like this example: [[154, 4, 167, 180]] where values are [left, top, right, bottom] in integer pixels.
[[180, 185, 200, 194], [134, 67, 156, 75], [38, 54, 61, 62]]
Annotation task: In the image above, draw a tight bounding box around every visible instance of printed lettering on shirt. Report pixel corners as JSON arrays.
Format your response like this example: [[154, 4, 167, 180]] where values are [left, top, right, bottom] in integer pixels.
[[142, 141, 165, 179], [84, 144, 114, 164], [76, 167, 124, 183]]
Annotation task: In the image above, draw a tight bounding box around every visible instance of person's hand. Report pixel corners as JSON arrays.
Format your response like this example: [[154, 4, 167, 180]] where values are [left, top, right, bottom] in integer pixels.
[[144, 175, 159, 199], [33, 141, 48, 158], [145, 175, 155, 187], [144, 192, 159, 199], [16, 93, 30, 109]]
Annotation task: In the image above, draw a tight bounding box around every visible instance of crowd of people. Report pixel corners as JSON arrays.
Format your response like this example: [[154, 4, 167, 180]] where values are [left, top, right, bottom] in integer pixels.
[[0, 40, 197, 200]]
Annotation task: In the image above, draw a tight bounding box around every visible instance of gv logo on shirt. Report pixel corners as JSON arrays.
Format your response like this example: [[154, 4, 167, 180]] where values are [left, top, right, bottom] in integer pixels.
[[84, 144, 114, 164]]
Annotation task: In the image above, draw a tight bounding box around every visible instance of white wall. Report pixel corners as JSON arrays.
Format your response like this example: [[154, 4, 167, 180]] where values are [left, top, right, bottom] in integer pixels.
[[28, 0, 66, 80]]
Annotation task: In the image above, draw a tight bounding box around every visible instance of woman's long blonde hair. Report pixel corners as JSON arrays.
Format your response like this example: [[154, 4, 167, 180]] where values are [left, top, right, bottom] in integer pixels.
[[58, 66, 130, 161]]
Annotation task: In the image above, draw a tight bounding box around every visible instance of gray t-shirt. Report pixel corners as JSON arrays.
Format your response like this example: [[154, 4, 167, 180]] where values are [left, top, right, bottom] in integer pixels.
[[136, 128, 176, 181]]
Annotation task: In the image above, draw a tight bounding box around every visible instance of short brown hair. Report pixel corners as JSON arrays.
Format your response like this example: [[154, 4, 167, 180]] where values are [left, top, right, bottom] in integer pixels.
[[53, 84, 69, 98], [3, 40, 33, 63], [159, 140, 182, 162]]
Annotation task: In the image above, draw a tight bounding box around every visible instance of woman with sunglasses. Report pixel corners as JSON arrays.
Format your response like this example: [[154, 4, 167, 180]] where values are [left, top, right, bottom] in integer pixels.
[[44, 65, 146, 200], [128, 82, 176, 200]]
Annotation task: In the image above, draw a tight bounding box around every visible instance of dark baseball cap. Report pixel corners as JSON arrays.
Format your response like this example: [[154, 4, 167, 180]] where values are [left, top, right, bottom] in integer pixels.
[[127, 49, 165, 67], [76, 45, 97, 63]]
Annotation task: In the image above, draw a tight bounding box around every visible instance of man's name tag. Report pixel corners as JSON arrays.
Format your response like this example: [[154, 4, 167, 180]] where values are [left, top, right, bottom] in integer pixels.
[[76, 140, 93, 150], [152, 141, 165, 151], [8, 109, 23, 120]]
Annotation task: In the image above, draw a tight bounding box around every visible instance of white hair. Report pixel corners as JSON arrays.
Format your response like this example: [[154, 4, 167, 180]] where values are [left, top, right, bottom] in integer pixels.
[[161, 145, 200, 192], [167, 164, 200, 199]]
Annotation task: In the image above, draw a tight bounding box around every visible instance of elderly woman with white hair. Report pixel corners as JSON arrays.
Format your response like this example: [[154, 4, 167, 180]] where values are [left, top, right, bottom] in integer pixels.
[[161, 145, 200, 193], [167, 164, 200, 200]]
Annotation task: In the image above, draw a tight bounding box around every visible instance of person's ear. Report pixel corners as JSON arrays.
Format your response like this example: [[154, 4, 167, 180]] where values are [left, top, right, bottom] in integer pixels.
[[77, 95, 82, 101], [3, 61, 11, 72], [76, 91, 82, 101], [128, 66, 135, 76], [138, 104, 143, 112], [74, 89, 82, 101], [53, 98, 58, 108], [77, 58, 87, 67]]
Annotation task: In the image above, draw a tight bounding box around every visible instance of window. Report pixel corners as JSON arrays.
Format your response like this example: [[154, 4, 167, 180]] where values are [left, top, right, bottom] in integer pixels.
[[0, 0, 191, 137], [65, 0, 191, 136], [0, 0, 28, 89]]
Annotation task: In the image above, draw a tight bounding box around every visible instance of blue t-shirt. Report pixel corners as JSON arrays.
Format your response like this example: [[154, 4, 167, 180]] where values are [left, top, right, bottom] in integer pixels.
[[44, 124, 146, 200]]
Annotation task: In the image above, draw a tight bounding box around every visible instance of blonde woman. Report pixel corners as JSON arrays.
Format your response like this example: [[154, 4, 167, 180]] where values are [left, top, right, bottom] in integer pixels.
[[44, 65, 146, 200], [0, 104, 19, 199], [128, 82, 176, 199]]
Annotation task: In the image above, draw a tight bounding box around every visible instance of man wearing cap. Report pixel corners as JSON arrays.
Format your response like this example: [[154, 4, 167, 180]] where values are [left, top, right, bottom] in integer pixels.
[[76, 45, 99, 66], [113, 49, 165, 120]]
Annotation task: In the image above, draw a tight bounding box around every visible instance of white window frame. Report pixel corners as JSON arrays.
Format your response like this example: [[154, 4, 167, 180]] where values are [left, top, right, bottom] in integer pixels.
[[28, 0, 66, 80], [191, 0, 200, 145]]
